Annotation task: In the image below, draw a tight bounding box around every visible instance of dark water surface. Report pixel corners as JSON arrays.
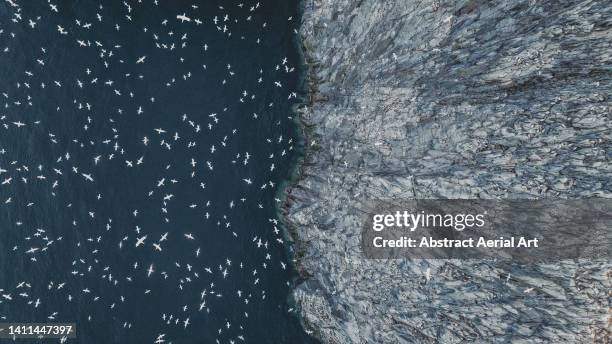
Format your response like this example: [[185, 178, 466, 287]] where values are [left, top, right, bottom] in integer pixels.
[[0, 1, 316, 343]]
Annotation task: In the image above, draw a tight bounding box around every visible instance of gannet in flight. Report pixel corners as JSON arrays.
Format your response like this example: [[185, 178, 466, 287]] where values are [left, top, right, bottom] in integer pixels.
[[155, 334, 166, 343], [176, 13, 191, 23], [135, 235, 147, 247]]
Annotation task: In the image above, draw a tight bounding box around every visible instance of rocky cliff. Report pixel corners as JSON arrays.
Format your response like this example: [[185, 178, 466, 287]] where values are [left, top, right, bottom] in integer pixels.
[[286, 0, 611, 343]]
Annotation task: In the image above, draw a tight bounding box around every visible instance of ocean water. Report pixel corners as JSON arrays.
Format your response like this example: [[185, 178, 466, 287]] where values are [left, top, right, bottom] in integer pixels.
[[0, 1, 317, 343]]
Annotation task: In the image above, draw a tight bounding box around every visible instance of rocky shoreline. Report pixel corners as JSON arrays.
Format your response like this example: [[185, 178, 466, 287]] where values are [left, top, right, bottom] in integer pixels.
[[285, 0, 611, 343]]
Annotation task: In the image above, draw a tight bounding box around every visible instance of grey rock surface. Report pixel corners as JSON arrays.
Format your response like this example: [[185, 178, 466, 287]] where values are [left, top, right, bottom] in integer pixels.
[[286, 0, 611, 343]]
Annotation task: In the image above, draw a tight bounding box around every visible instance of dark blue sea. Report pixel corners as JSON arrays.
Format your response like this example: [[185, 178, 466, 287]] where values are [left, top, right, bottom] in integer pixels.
[[0, 1, 317, 343]]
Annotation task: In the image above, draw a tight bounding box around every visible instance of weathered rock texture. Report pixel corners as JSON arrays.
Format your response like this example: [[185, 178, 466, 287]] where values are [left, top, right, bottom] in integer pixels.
[[286, 0, 611, 343]]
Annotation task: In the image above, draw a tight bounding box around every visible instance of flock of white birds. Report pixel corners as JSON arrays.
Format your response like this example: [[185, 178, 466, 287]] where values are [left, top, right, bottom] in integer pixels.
[[0, 0, 308, 343]]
